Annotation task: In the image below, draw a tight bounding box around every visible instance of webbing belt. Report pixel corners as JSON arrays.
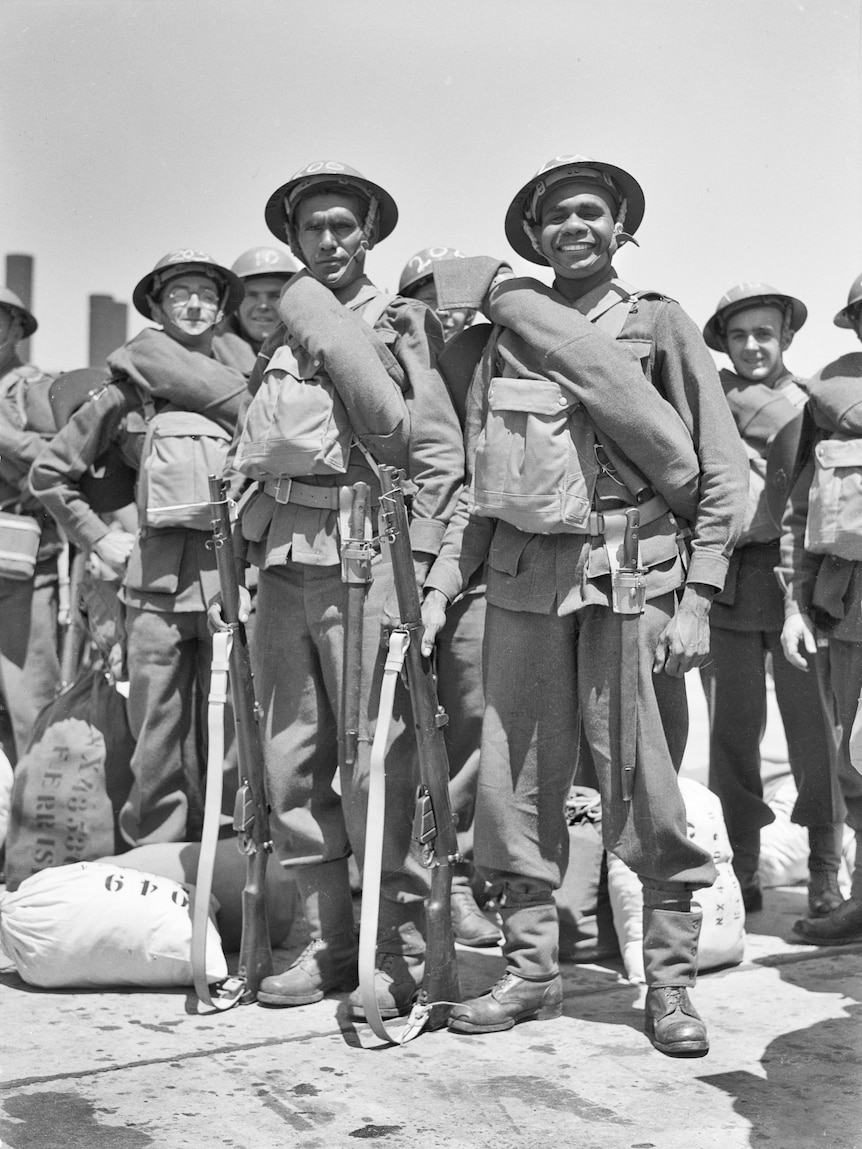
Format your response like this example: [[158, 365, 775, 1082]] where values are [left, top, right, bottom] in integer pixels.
[[588, 494, 669, 538], [262, 477, 342, 509]]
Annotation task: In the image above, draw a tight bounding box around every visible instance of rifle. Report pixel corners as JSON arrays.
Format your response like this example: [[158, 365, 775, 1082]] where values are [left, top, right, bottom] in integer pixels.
[[207, 475, 273, 1002], [377, 465, 461, 1036]]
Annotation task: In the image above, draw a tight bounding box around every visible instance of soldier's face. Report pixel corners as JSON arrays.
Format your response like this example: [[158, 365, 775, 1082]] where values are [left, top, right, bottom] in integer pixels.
[[153, 273, 221, 342], [537, 182, 617, 280], [724, 305, 789, 385], [294, 193, 368, 290], [0, 307, 22, 348], [237, 276, 285, 343], [409, 279, 474, 343]]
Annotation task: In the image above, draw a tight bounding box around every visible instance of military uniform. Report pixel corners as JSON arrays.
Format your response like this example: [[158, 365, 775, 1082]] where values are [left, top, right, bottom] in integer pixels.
[[778, 352, 862, 907], [241, 274, 463, 909], [701, 366, 841, 902], [428, 286, 745, 897], [31, 321, 252, 844], [423, 155, 748, 1053], [0, 358, 62, 760]]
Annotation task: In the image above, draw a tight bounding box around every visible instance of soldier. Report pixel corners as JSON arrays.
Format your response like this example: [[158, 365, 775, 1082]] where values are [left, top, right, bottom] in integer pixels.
[[398, 247, 476, 343], [225, 162, 464, 1017], [421, 155, 748, 1056], [780, 270, 862, 946], [31, 251, 251, 845], [0, 288, 62, 760], [700, 284, 844, 916], [224, 246, 299, 355], [394, 246, 502, 947]]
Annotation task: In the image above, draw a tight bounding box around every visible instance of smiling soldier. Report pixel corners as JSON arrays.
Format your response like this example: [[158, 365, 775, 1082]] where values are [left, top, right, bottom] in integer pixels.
[[31, 250, 251, 845], [700, 284, 844, 920], [421, 155, 748, 1056]]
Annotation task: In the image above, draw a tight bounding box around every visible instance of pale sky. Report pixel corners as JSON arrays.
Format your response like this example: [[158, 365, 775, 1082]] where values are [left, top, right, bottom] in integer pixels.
[[2, 0, 861, 377]]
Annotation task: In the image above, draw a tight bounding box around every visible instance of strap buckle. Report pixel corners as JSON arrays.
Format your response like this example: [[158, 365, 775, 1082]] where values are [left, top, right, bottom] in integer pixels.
[[272, 477, 293, 505]]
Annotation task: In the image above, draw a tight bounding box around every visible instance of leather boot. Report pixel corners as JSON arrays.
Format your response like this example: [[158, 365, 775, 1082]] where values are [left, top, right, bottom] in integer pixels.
[[642, 907, 709, 1057], [730, 831, 762, 914], [807, 824, 845, 917], [793, 897, 862, 945], [347, 904, 426, 1021], [448, 972, 562, 1033], [807, 872, 844, 918], [448, 888, 561, 1034], [257, 859, 358, 1007], [644, 987, 709, 1057], [451, 878, 502, 947]]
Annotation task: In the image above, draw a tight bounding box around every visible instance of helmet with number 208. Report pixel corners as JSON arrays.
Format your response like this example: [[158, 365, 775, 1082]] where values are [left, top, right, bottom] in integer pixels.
[[264, 161, 399, 246], [132, 249, 244, 320]]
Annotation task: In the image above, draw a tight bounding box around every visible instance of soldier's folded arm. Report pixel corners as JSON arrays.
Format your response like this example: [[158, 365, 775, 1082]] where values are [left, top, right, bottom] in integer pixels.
[[29, 381, 136, 557]]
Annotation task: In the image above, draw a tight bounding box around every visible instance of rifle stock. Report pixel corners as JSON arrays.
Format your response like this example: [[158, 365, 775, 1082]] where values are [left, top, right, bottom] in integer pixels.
[[378, 466, 461, 1028], [208, 475, 273, 1002]]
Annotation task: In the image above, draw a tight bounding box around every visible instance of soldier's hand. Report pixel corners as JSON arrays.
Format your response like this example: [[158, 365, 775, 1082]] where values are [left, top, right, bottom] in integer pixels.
[[207, 586, 251, 633], [653, 584, 712, 677], [379, 555, 434, 646], [780, 611, 817, 671], [92, 530, 135, 577], [421, 589, 449, 656]]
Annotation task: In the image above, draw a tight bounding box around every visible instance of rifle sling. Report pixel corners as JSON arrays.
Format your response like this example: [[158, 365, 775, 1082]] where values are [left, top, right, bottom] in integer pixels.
[[358, 629, 411, 1044], [191, 629, 245, 1012]]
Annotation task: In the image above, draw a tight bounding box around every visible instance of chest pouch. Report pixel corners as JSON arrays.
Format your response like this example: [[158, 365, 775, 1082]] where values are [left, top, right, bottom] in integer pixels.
[[137, 408, 232, 532], [805, 435, 862, 561], [471, 376, 599, 534], [234, 342, 354, 481]]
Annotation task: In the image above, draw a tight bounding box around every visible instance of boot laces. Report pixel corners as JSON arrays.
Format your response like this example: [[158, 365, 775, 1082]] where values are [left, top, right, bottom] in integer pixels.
[[661, 986, 686, 1009], [292, 938, 326, 968]]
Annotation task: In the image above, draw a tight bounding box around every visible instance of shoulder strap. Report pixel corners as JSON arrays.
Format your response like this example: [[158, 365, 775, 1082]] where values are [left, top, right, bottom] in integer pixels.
[[0, 365, 37, 424], [356, 292, 394, 331]]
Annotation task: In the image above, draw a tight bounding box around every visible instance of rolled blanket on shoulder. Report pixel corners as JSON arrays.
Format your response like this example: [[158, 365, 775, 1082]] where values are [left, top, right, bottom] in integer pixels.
[[805, 353, 862, 435], [277, 270, 410, 468], [107, 328, 249, 432], [488, 277, 700, 521]]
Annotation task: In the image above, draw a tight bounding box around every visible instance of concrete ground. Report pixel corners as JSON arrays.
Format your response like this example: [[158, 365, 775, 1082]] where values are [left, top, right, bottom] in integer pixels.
[[2, 677, 861, 1149]]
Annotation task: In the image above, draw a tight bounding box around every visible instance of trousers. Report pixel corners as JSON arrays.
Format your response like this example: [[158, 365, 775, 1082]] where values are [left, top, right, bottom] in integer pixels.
[[700, 625, 842, 841], [253, 557, 428, 904], [0, 564, 61, 762], [119, 605, 236, 845], [476, 595, 716, 893], [435, 586, 486, 862]]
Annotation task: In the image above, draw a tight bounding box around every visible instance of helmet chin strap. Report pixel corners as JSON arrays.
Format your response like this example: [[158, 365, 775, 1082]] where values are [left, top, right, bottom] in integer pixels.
[[0, 312, 23, 362]]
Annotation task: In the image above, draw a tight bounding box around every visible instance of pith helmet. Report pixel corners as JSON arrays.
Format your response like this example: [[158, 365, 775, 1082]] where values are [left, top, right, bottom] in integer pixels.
[[264, 161, 399, 245], [230, 246, 299, 281], [504, 155, 645, 266], [0, 286, 37, 338], [398, 247, 467, 296], [833, 272, 862, 329], [132, 250, 244, 320], [703, 282, 807, 352]]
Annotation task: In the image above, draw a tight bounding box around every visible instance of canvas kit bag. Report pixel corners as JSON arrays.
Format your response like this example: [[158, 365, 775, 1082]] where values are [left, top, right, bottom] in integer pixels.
[[4, 667, 135, 889], [0, 861, 226, 989]]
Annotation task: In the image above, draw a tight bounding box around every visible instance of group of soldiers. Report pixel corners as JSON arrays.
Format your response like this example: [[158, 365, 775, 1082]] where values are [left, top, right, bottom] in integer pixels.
[[2, 153, 862, 1061]]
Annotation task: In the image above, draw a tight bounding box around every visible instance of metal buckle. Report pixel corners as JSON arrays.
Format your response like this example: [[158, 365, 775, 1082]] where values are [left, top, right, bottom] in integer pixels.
[[273, 477, 293, 505]]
